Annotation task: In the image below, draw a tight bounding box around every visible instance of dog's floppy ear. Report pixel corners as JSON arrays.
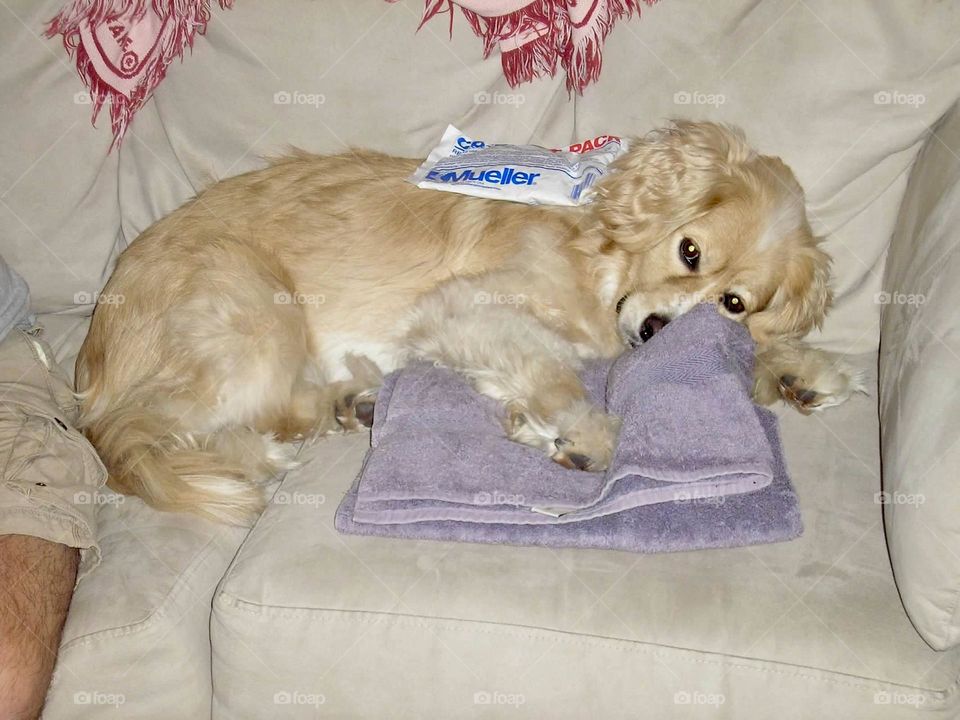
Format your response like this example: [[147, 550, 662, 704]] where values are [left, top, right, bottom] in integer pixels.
[[594, 121, 755, 249], [749, 241, 833, 341]]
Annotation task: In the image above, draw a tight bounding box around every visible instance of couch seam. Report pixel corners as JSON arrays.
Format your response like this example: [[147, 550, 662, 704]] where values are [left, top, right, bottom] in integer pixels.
[[59, 531, 226, 650], [213, 593, 958, 700]]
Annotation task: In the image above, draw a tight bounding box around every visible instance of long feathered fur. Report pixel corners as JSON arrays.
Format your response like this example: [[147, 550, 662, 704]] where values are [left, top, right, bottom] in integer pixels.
[[77, 123, 848, 522]]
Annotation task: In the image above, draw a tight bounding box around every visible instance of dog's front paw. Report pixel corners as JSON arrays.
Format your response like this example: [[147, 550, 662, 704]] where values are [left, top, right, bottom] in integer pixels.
[[777, 374, 822, 414], [776, 364, 867, 415], [334, 389, 378, 431], [550, 403, 621, 472], [754, 340, 868, 414]]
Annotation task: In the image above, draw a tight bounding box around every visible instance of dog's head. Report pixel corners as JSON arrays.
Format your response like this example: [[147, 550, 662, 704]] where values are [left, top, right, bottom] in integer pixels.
[[591, 121, 830, 347]]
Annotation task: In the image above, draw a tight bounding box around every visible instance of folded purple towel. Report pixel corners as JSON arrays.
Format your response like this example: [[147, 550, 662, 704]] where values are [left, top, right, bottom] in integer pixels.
[[335, 304, 803, 552], [336, 408, 799, 552]]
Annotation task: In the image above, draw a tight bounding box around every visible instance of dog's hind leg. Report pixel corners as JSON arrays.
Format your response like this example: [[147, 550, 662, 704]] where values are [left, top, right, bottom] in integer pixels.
[[78, 238, 346, 522]]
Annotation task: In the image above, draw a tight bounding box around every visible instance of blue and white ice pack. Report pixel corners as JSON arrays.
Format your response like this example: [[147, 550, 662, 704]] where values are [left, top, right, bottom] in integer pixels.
[[408, 125, 629, 207]]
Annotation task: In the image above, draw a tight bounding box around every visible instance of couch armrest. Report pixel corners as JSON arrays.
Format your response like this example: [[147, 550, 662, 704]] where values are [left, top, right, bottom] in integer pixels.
[[880, 100, 960, 650]]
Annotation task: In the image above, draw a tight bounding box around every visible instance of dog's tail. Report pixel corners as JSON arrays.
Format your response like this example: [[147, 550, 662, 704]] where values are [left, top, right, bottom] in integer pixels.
[[77, 390, 287, 525]]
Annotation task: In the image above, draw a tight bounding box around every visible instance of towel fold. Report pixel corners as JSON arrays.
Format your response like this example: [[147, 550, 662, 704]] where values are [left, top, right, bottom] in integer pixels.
[[336, 304, 803, 552], [336, 407, 800, 553]]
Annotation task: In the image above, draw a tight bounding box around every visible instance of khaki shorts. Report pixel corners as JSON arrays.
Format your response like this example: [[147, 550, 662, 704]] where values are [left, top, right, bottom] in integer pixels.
[[0, 327, 104, 578]]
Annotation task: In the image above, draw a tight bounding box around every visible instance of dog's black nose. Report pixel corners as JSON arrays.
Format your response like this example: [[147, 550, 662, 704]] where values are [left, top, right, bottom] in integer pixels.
[[638, 314, 669, 342]]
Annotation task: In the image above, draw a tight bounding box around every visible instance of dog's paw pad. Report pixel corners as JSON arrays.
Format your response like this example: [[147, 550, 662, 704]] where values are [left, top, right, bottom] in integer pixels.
[[552, 442, 594, 471], [335, 390, 378, 431], [354, 400, 375, 427], [552, 437, 612, 473], [550, 407, 621, 472], [778, 375, 823, 414]]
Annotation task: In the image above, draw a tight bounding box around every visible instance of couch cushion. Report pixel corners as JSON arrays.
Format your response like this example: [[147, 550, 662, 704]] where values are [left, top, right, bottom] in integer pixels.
[[212, 353, 960, 719], [879, 101, 960, 650], [42, 491, 249, 720]]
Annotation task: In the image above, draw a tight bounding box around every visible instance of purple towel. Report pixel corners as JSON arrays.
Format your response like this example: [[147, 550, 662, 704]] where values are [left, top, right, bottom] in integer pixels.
[[335, 304, 803, 552]]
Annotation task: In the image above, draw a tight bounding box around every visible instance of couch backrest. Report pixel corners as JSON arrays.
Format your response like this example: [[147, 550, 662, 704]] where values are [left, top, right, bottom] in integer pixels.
[[128, 0, 960, 355], [0, 1, 120, 317], [880, 100, 960, 650], [4, 1, 960, 356]]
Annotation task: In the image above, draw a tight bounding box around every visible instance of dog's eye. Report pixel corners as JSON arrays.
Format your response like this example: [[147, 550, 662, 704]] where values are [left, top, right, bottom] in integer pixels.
[[679, 238, 700, 270], [615, 295, 628, 314], [722, 293, 746, 314]]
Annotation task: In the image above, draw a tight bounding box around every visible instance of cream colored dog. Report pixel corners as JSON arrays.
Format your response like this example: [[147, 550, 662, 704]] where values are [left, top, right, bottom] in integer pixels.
[[76, 121, 864, 523]]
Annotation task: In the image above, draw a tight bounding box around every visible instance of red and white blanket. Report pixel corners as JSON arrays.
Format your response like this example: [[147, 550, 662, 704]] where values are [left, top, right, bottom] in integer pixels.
[[47, 0, 654, 148], [394, 0, 658, 93], [46, 0, 233, 148]]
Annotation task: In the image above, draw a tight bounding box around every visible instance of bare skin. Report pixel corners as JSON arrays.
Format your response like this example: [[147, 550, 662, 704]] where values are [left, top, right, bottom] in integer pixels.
[[0, 535, 77, 720]]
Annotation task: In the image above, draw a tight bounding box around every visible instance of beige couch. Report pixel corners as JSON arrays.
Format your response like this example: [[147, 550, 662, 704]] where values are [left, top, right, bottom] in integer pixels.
[[2, 1, 959, 717]]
